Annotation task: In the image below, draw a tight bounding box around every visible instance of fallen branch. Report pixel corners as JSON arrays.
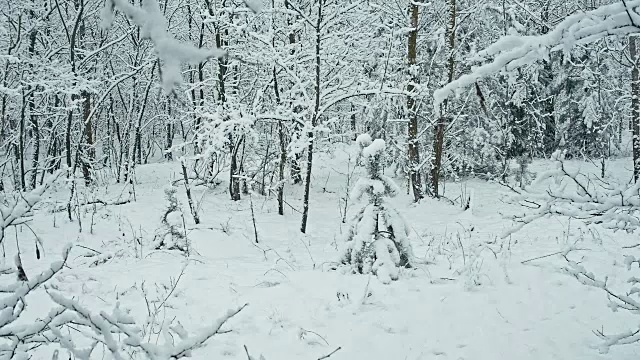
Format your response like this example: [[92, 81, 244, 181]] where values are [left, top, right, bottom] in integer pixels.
[[52, 197, 132, 213]]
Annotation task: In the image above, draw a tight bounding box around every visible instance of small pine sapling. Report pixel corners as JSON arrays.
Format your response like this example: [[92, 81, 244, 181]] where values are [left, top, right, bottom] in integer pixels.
[[339, 134, 413, 284], [154, 186, 188, 252]]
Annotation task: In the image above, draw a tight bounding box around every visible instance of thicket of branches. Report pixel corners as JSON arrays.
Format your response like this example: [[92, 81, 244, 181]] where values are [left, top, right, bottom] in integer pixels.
[[1, 0, 635, 233]]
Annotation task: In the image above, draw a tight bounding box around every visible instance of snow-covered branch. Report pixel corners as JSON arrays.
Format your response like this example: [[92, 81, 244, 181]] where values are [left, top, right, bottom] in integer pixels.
[[47, 292, 248, 360], [505, 151, 640, 351], [434, 0, 640, 109], [565, 256, 640, 353], [502, 151, 640, 238], [0, 171, 61, 244], [0, 242, 247, 359], [101, 0, 226, 92]]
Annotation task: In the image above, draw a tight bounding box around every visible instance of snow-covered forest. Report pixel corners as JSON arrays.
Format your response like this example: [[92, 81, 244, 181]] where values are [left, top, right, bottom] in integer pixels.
[[1, 0, 640, 358]]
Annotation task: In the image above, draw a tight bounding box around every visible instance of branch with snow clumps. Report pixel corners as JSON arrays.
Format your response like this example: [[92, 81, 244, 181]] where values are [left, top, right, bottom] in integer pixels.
[[100, 0, 227, 92], [0, 171, 61, 245], [0, 243, 247, 359], [434, 0, 640, 110], [501, 151, 640, 238], [502, 153, 640, 351], [564, 251, 640, 352]]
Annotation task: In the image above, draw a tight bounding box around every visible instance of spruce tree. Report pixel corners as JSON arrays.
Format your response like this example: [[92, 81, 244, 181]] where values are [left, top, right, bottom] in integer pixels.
[[339, 134, 413, 284]]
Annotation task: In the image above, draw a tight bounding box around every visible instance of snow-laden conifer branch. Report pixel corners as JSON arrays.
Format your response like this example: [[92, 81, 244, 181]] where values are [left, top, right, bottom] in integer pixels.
[[434, 0, 640, 109]]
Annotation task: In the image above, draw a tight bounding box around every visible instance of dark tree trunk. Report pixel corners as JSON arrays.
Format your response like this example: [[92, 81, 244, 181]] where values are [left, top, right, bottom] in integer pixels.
[[631, 36, 640, 182], [300, 0, 324, 234], [165, 98, 173, 161], [407, 2, 423, 201], [81, 90, 93, 185], [28, 19, 39, 190]]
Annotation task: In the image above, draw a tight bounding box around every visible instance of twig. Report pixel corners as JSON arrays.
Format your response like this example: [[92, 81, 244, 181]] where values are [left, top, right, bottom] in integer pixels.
[[521, 248, 589, 264], [301, 328, 330, 346], [318, 347, 342, 360], [521, 251, 563, 264], [74, 244, 102, 254]]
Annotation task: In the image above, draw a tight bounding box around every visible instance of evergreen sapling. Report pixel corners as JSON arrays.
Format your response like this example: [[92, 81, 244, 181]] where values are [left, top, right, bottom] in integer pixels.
[[154, 185, 188, 252], [339, 134, 413, 284]]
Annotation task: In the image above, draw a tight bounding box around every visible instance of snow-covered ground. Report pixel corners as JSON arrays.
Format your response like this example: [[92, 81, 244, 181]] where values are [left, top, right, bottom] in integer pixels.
[[13, 151, 640, 360]]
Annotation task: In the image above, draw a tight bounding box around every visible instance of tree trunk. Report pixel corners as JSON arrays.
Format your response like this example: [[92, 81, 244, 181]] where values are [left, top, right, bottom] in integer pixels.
[[406, 2, 423, 202], [273, 63, 286, 215], [631, 35, 640, 182], [431, 0, 456, 196], [286, 0, 303, 185], [66, 109, 73, 168], [181, 159, 200, 224], [215, 27, 240, 201], [350, 103, 358, 141], [81, 90, 93, 185], [28, 19, 39, 190], [300, 0, 323, 234], [18, 92, 26, 191], [165, 97, 173, 161]]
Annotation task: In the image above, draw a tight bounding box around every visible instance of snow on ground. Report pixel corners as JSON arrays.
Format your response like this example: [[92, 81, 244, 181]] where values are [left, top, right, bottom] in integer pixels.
[[11, 151, 640, 360]]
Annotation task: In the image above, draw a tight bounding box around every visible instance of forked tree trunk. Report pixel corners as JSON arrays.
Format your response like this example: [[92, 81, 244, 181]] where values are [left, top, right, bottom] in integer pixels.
[[406, 2, 423, 202]]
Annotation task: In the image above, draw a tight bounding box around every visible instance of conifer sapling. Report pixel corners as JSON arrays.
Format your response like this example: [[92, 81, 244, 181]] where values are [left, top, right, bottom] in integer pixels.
[[339, 134, 413, 284]]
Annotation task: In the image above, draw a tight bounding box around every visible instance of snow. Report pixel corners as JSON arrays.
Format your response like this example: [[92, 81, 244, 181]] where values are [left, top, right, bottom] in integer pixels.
[[362, 139, 385, 159], [6, 153, 640, 359]]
